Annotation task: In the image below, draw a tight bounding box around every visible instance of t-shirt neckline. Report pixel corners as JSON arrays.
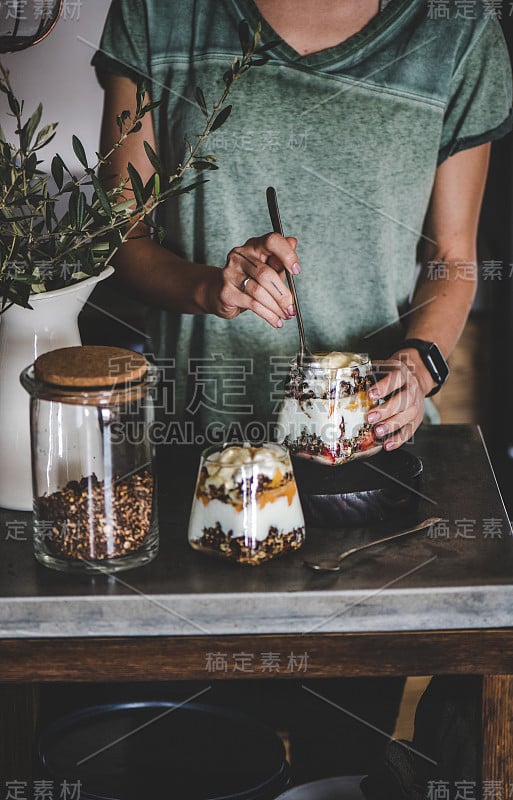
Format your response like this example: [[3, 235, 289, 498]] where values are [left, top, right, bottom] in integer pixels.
[[232, 0, 417, 69]]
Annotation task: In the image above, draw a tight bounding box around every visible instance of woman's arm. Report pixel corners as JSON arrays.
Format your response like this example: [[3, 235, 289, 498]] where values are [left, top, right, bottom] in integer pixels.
[[98, 74, 299, 329], [368, 142, 491, 449]]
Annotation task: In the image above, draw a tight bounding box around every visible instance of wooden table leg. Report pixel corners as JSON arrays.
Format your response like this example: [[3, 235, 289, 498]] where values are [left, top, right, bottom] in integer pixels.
[[482, 675, 513, 786], [0, 683, 38, 783]]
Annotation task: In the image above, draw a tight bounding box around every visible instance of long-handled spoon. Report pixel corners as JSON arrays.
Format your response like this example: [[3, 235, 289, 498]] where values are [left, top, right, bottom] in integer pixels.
[[303, 517, 442, 572], [266, 186, 311, 365]]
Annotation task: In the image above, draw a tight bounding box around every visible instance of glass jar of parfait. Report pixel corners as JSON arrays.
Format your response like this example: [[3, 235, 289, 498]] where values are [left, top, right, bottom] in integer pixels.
[[188, 442, 305, 566], [20, 345, 159, 572], [277, 351, 382, 466]]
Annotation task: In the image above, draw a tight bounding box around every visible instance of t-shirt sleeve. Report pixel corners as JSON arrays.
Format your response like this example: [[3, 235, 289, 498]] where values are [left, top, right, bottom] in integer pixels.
[[91, 0, 150, 89], [438, 16, 513, 164]]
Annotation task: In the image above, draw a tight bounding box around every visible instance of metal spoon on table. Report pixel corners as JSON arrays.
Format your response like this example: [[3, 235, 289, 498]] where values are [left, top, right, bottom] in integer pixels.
[[303, 517, 442, 573], [266, 186, 311, 365]]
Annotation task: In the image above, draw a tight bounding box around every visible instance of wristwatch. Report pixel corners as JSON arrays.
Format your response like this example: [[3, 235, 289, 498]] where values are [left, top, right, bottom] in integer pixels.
[[401, 339, 449, 397]]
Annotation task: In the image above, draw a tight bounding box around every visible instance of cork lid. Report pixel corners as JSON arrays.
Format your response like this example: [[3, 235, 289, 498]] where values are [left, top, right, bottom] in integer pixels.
[[34, 346, 148, 388]]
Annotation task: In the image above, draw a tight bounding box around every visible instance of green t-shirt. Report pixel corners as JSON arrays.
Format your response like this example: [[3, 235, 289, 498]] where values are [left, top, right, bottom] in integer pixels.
[[93, 0, 512, 437]]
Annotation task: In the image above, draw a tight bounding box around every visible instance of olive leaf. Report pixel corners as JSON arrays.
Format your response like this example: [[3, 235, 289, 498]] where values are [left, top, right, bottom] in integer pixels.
[[127, 162, 144, 207], [191, 160, 219, 171], [256, 40, 280, 54], [143, 140, 162, 174], [142, 100, 160, 114], [115, 109, 130, 134], [24, 152, 38, 180], [135, 80, 147, 114], [91, 173, 112, 219], [7, 92, 20, 117], [250, 56, 270, 67], [72, 135, 89, 169], [238, 20, 251, 52], [51, 154, 64, 190], [23, 103, 43, 149], [33, 123, 57, 151], [210, 105, 232, 132], [143, 174, 156, 203], [195, 86, 208, 117], [44, 198, 55, 232]]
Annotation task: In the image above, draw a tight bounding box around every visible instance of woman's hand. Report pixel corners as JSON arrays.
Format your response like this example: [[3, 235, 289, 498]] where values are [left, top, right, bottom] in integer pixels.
[[367, 353, 433, 450], [207, 233, 301, 328]]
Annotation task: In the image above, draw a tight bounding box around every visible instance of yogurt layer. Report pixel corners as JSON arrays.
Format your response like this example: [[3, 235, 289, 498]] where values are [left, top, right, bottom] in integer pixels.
[[188, 490, 304, 543], [278, 352, 381, 465]]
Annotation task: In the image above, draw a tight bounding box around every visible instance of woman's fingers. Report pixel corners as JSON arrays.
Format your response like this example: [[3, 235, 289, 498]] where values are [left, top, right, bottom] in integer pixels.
[[368, 359, 425, 449], [220, 233, 300, 325], [229, 250, 293, 318], [240, 289, 287, 328], [238, 274, 291, 327], [247, 232, 301, 274], [216, 269, 288, 329]]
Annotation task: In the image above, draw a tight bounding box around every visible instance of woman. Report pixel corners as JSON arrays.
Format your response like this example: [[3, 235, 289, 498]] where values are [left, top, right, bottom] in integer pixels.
[[93, 0, 511, 448], [91, 0, 512, 782]]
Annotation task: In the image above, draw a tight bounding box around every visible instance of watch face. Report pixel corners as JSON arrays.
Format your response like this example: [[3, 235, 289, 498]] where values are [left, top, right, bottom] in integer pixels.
[[426, 349, 441, 383], [426, 343, 449, 384]]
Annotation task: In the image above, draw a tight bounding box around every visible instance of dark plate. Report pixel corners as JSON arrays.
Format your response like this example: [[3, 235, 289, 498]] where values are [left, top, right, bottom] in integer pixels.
[[292, 449, 423, 527], [37, 701, 289, 800]]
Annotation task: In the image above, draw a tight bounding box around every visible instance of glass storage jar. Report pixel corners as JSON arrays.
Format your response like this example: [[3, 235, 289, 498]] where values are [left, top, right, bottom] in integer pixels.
[[188, 442, 305, 566], [277, 351, 382, 465], [20, 345, 159, 572]]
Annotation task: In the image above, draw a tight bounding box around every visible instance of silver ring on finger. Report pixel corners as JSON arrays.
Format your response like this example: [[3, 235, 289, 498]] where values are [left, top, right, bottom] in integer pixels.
[[241, 276, 252, 293]]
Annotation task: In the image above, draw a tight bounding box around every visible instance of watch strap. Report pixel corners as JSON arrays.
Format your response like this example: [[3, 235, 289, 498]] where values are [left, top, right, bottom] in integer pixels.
[[401, 339, 449, 397]]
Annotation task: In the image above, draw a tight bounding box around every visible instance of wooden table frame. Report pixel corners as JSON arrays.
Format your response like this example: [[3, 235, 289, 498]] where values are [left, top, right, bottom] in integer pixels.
[[2, 629, 513, 785]]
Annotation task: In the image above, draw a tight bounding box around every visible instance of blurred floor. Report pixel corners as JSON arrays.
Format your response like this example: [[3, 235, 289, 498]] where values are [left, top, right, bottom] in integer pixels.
[[432, 313, 513, 518], [393, 676, 432, 741]]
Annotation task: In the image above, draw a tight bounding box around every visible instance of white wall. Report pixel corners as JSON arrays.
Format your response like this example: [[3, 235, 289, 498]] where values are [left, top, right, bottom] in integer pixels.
[[2, 1, 110, 172]]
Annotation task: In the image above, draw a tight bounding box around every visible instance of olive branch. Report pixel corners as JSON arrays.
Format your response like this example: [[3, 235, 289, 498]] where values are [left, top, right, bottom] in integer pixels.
[[0, 20, 274, 312]]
